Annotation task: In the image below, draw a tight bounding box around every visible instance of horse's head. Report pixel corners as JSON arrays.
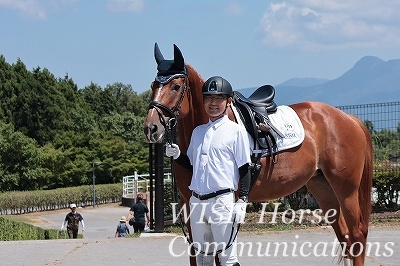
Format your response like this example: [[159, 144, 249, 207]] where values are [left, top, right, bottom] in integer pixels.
[[143, 43, 191, 143]]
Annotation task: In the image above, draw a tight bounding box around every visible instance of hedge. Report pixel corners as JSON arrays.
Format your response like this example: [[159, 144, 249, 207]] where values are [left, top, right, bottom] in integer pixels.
[[0, 216, 76, 240], [0, 184, 122, 215]]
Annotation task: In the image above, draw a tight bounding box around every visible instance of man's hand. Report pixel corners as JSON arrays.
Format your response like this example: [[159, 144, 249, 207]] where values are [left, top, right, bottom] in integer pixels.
[[233, 200, 247, 224], [165, 143, 180, 159]]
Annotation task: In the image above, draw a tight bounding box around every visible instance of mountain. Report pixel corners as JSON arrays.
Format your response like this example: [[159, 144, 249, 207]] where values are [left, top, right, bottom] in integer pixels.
[[237, 56, 400, 106], [278, 77, 329, 87]]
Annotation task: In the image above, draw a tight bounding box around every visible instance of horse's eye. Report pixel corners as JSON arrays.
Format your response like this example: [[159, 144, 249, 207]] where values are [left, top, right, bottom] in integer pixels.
[[173, 84, 180, 91]]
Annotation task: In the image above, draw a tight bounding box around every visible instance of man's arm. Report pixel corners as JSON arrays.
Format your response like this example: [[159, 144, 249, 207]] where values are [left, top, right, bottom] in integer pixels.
[[174, 153, 193, 172], [234, 163, 251, 224], [165, 143, 193, 172], [81, 220, 85, 231], [146, 212, 150, 225], [60, 220, 67, 230], [127, 210, 134, 221], [238, 163, 251, 200]]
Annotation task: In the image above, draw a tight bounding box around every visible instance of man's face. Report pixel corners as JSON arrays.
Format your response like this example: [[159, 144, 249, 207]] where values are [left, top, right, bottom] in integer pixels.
[[203, 94, 231, 121]]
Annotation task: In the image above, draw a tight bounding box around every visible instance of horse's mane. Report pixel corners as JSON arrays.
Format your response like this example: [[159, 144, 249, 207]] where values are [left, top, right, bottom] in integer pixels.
[[186, 63, 204, 86], [176, 63, 207, 151]]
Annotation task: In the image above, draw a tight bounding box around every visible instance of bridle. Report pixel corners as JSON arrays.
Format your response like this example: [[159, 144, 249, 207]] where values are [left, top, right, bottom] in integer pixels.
[[147, 76, 189, 144]]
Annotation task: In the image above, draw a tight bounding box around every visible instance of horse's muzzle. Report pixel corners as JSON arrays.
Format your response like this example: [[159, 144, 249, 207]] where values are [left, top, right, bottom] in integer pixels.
[[143, 123, 165, 143]]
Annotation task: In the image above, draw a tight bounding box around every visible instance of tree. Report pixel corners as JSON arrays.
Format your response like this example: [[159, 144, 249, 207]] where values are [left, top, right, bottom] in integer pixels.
[[0, 122, 46, 191]]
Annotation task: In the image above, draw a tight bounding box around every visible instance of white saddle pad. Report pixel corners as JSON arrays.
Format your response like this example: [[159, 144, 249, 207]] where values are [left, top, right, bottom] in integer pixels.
[[267, 105, 305, 152], [231, 104, 305, 155]]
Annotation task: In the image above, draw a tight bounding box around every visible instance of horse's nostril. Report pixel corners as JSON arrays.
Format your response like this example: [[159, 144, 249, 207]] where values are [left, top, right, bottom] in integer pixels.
[[151, 124, 158, 134], [143, 124, 158, 139]]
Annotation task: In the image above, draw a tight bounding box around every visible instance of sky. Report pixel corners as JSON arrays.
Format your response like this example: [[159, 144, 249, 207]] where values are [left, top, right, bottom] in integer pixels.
[[1, 0, 399, 93]]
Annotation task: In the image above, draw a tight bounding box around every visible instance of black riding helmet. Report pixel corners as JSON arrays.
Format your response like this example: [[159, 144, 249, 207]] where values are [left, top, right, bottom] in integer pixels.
[[202, 76, 233, 97]]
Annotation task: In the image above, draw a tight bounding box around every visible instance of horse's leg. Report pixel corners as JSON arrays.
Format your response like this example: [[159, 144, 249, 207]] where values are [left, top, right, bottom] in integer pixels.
[[325, 164, 369, 266], [174, 165, 197, 266], [313, 171, 369, 266], [306, 174, 352, 263], [337, 116, 373, 266], [336, 189, 368, 266], [184, 215, 197, 266]]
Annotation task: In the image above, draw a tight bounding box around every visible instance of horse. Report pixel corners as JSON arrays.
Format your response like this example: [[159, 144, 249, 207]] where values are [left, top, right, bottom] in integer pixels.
[[143, 43, 373, 266]]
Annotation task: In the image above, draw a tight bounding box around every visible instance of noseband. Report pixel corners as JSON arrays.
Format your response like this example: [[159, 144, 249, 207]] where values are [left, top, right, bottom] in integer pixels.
[[148, 77, 189, 142]]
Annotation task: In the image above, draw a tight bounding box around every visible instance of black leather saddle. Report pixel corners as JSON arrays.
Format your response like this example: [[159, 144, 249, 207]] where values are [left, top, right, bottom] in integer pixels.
[[233, 85, 280, 149], [234, 85, 277, 115]]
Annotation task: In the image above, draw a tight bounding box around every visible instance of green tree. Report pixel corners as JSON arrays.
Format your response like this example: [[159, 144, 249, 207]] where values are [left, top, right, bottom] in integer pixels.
[[80, 82, 116, 117], [0, 55, 16, 123], [0, 55, 154, 191], [0, 122, 46, 191]]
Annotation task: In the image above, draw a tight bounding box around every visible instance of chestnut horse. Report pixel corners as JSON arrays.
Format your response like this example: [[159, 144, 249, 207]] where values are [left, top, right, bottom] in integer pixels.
[[143, 44, 373, 266]]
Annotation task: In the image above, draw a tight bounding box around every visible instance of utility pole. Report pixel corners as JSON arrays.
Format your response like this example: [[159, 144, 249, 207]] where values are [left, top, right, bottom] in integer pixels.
[[92, 161, 101, 207]]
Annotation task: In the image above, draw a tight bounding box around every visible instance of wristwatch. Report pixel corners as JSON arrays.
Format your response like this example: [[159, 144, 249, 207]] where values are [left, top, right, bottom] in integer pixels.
[[238, 196, 248, 203]]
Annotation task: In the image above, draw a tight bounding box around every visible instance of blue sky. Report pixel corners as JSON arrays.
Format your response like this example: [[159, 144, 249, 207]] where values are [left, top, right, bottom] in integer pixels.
[[1, 0, 399, 93]]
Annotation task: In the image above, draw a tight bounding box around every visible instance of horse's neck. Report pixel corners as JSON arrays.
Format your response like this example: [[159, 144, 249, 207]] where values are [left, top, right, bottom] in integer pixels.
[[227, 106, 236, 122], [178, 116, 196, 152], [178, 65, 207, 153]]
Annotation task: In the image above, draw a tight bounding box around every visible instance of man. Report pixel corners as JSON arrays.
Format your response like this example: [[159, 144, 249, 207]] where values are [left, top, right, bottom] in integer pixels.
[[127, 194, 150, 233], [60, 203, 85, 239], [166, 76, 251, 266]]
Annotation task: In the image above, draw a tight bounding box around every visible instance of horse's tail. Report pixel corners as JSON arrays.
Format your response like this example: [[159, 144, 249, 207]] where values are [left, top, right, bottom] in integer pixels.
[[355, 116, 373, 227]]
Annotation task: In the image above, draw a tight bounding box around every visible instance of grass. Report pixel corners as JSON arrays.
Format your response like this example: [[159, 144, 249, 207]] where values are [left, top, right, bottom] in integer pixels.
[[163, 209, 400, 236]]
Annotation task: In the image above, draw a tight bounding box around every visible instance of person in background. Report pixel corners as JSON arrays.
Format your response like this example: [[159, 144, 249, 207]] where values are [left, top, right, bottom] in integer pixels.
[[127, 194, 150, 233], [115, 216, 129, 237], [60, 203, 85, 239]]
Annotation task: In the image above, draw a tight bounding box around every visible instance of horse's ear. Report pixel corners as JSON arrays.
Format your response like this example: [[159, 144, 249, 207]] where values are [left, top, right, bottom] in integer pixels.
[[173, 44, 185, 69], [154, 43, 164, 64]]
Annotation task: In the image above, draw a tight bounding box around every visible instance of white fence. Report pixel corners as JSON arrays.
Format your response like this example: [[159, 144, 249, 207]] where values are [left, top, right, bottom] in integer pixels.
[[122, 171, 172, 200]]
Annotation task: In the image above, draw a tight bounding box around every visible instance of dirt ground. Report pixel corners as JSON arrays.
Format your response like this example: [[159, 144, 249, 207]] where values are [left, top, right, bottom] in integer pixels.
[[18, 202, 123, 227], [18, 203, 400, 232]]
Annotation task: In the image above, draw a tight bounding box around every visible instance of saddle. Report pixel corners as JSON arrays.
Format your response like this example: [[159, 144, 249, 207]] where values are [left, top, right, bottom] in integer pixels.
[[233, 85, 284, 151], [233, 85, 281, 187]]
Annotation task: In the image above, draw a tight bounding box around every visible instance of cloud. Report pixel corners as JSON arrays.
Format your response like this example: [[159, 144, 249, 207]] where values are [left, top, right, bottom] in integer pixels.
[[0, 0, 47, 19], [0, 0, 79, 20], [106, 0, 144, 13], [258, 0, 400, 51], [224, 2, 244, 17]]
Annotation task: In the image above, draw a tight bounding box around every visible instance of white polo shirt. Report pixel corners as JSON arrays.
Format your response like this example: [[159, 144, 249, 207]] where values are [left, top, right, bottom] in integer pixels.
[[187, 115, 251, 194]]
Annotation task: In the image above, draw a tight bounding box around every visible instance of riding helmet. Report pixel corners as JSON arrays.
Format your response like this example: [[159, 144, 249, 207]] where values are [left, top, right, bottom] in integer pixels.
[[202, 76, 233, 97]]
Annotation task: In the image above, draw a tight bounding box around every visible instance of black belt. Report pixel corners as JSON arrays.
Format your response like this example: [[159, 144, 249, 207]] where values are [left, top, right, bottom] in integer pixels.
[[192, 188, 233, 200]]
